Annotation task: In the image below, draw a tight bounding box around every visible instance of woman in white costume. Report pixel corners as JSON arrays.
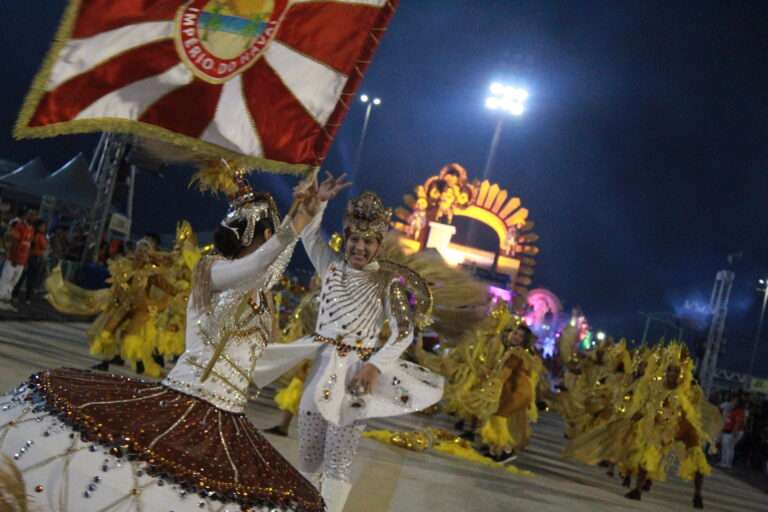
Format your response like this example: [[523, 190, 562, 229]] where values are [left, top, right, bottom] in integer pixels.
[[0, 174, 324, 512], [253, 174, 444, 512]]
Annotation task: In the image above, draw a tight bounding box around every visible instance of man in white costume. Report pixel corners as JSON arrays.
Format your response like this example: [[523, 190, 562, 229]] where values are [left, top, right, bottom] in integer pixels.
[[254, 173, 444, 511]]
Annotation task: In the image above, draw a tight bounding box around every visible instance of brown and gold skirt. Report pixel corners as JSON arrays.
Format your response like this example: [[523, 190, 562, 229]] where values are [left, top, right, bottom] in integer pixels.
[[18, 368, 324, 512]]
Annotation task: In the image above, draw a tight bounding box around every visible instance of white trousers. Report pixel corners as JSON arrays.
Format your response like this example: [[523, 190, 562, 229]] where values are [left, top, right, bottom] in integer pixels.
[[0, 260, 24, 301], [297, 345, 367, 483], [719, 431, 743, 468], [297, 409, 366, 482]]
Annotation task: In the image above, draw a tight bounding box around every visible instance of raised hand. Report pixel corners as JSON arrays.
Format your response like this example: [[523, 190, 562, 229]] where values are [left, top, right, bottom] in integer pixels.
[[317, 171, 351, 202], [300, 171, 351, 216]]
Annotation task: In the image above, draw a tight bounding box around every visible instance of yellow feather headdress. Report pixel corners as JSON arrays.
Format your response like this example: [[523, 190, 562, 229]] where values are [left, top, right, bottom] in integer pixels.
[[189, 159, 242, 197]]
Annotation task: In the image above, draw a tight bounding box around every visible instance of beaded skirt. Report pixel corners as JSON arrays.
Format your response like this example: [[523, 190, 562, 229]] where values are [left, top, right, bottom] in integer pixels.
[[0, 368, 324, 512]]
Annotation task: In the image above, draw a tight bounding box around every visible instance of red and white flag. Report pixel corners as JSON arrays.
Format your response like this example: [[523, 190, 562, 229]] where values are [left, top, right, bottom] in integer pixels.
[[15, 0, 398, 173]]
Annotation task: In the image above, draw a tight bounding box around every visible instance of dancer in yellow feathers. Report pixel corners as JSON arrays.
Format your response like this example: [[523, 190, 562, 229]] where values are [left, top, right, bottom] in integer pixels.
[[156, 222, 202, 361], [564, 342, 720, 509], [88, 238, 177, 378], [88, 224, 204, 377], [474, 318, 543, 460]]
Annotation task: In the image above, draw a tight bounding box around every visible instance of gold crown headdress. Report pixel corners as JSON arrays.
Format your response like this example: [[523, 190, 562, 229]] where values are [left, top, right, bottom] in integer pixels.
[[222, 170, 280, 248], [343, 191, 392, 239]]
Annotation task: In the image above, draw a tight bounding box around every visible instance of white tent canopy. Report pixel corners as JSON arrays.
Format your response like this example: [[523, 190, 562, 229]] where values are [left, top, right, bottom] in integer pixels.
[[0, 157, 48, 188], [0, 159, 20, 176], [34, 154, 97, 209]]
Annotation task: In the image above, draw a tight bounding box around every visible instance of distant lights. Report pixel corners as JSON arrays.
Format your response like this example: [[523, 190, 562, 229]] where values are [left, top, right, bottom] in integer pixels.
[[360, 94, 382, 106], [486, 82, 528, 116]]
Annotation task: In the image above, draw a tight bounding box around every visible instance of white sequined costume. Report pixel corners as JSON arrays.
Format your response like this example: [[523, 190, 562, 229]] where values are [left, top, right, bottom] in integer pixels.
[[0, 220, 324, 512], [253, 203, 444, 510]]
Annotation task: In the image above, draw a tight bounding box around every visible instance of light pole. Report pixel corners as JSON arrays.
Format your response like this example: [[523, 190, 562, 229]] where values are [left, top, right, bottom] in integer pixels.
[[483, 82, 528, 179], [353, 94, 381, 175], [747, 277, 768, 380]]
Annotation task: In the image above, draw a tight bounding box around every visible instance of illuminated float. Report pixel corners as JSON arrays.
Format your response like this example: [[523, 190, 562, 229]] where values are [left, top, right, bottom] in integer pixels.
[[392, 163, 539, 309], [523, 288, 590, 357], [392, 163, 592, 358]]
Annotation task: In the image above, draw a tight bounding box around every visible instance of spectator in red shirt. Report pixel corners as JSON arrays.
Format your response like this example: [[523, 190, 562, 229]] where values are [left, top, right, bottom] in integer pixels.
[[719, 397, 747, 469], [0, 209, 36, 310], [16, 219, 49, 304]]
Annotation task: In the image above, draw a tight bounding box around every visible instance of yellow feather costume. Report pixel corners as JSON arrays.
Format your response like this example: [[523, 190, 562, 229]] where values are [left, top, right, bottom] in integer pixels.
[[420, 303, 543, 455], [417, 302, 513, 422], [564, 342, 721, 482], [476, 345, 544, 455], [156, 222, 202, 359], [87, 223, 202, 378], [44, 265, 111, 316]]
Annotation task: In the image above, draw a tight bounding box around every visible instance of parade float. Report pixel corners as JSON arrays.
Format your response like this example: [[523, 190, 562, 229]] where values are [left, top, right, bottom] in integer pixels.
[[391, 163, 592, 356], [392, 162, 539, 309]]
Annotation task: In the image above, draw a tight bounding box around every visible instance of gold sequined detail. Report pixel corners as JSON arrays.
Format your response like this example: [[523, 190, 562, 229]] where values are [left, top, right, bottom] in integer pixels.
[[313, 334, 379, 361], [388, 281, 413, 340]]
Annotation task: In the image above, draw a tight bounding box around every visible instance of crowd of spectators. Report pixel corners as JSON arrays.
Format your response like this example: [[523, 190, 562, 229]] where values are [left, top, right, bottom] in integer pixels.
[[712, 389, 768, 479], [1, 200, 162, 314], [1, 203, 90, 312]]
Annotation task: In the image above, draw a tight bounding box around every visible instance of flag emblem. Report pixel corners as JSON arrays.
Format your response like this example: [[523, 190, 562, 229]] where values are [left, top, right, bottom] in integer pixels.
[[175, 0, 286, 84]]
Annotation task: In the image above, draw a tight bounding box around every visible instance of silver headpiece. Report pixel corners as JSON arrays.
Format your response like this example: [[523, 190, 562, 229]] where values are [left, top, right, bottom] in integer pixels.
[[222, 171, 280, 248]]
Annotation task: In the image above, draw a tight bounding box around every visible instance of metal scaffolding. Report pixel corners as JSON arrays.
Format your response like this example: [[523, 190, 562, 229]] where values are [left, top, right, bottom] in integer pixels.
[[81, 133, 129, 264], [699, 269, 735, 395]]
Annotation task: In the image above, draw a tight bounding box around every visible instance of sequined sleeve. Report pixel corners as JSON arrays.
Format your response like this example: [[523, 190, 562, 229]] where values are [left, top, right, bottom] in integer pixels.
[[299, 201, 339, 278], [210, 219, 298, 293], [368, 281, 414, 371]]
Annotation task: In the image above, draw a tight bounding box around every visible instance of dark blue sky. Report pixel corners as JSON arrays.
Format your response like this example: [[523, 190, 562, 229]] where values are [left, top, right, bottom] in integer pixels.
[[1, 1, 766, 374]]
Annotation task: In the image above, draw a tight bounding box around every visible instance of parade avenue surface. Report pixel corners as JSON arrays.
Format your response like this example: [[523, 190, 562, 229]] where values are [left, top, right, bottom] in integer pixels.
[[0, 321, 763, 512]]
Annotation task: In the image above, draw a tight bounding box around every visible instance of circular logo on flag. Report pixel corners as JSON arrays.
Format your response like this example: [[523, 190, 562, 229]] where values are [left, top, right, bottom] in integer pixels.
[[175, 0, 287, 84]]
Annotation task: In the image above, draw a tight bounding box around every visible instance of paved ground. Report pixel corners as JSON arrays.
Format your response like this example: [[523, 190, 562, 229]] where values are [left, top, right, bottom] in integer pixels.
[[0, 293, 89, 322], [0, 321, 765, 511]]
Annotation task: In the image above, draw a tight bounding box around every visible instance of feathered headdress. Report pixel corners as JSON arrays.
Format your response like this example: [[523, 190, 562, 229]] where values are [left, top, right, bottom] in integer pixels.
[[189, 159, 241, 197]]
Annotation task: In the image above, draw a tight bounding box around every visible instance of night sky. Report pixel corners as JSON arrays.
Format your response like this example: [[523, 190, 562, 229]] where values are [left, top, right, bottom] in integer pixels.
[[1, 1, 766, 375]]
